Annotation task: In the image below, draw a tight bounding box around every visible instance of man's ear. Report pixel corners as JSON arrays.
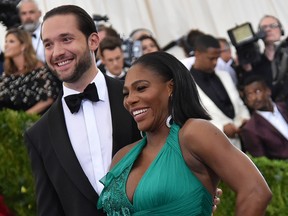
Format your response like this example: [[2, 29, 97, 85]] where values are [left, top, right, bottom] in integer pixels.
[[194, 50, 200, 57], [266, 87, 272, 96], [88, 33, 99, 50]]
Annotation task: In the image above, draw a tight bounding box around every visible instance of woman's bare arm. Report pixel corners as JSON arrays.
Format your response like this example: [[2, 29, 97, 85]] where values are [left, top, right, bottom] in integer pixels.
[[181, 119, 272, 216]]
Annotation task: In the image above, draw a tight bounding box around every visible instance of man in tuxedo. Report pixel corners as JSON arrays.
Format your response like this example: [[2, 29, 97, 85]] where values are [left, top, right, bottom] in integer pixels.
[[24, 5, 140, 216], [18, 0, 45, 63], [241, 75, 288, 160]]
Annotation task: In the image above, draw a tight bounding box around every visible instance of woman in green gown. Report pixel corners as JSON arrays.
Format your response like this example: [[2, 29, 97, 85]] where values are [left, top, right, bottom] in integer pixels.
[[98, 51, 272, 216]]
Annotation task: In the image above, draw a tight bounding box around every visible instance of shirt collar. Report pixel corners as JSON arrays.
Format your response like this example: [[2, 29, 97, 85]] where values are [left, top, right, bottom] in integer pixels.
[[191, 66, 216, 79], [32, 24, 41, 38], [105, 69, 126, 79], [256, 102, 278, 116]]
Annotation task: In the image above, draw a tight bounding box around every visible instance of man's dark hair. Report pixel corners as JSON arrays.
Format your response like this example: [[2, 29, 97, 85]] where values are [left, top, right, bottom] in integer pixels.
[[179, 29, 205, 57], [194, 34, 220, 52], [99, 36, 122, 56], [187, 29, 205, 47], [43, 5, 97, 40], [97, 24, 120, 39], [242, 75, 268, 88]]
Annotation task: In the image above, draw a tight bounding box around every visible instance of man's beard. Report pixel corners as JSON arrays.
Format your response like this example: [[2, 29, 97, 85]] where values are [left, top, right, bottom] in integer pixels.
[[50, 48, 93, 83], [22, 22, 40, 33]]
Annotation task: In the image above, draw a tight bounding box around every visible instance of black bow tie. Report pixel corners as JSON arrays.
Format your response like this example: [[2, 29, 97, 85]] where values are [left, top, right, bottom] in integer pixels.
[[64, 83, 100, 114]]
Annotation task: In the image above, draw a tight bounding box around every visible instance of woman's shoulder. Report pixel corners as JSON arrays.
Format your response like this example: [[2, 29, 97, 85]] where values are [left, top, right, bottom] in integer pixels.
[[181, 118, 218, 137], [179, 118, 226, 153]]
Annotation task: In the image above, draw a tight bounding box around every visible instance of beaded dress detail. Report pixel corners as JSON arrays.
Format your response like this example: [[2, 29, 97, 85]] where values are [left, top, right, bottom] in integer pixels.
[[0, 66, 60, 112]]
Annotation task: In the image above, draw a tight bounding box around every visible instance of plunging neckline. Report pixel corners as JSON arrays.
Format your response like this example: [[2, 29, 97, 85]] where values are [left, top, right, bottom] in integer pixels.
[[125, 135, 169, 206], [98, 123, 214, 216]]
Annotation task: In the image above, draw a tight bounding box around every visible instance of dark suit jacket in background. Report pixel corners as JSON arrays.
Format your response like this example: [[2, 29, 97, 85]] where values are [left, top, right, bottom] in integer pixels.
[[240, 102, 288, 160], [24, 76, 140, 216]]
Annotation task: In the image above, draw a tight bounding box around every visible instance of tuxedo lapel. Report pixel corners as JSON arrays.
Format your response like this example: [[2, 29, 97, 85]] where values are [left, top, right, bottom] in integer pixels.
[[277, 102, 288, 123], [105, 76, 126, 155], [47, 94, 98, 202], [254, 112, 286, 138]]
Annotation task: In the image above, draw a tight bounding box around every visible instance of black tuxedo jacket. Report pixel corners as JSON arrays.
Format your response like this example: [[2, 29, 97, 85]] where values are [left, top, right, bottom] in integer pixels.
[[24, 76, 140, 216]]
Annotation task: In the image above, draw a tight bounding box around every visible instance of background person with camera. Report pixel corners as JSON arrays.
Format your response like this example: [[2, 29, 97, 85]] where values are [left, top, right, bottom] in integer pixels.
[[272, 30, 288, 105], [234, 15, 285, 96]]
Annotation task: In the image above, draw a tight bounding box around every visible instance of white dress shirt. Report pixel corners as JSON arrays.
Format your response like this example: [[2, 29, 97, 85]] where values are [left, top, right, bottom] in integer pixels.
[[32, 24, 46, 63], [257, 103, 288, 140], [180, 56, 195, 70], [216, 58, 238, 85], [62, 71, 113, 195], [105, 69, 126, 79]]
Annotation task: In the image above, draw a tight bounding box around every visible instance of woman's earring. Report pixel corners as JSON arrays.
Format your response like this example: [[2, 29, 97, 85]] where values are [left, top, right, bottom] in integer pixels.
[[140, 131, 145, 138], [166, 115, 173, 128]]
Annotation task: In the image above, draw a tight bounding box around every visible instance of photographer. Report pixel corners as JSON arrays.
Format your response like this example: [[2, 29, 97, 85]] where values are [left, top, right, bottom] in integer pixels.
[[0, 46, 3, 75], [272, 34, 288, 105], [235, 15, 284, 95]]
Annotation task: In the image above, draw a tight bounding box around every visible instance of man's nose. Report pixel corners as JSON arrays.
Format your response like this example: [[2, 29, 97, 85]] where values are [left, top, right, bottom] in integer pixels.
[[53, 43, 65, 56]]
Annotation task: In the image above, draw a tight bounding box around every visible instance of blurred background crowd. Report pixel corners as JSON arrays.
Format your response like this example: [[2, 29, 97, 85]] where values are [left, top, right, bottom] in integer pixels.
[[0, 0, 287, 158]]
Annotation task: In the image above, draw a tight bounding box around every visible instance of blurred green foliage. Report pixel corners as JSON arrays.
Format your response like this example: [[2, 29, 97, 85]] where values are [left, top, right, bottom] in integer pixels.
[[0, 109, 39, 216], [214, 156, 288, 216]]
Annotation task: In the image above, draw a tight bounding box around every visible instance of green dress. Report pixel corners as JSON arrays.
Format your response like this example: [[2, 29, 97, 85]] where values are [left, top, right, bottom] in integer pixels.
[[97, 124, 213, 215]]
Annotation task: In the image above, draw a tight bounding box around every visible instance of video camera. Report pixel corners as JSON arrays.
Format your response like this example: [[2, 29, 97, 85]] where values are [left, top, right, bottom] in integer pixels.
[[121, 38, 142, 66], [0, 0, 21, 29], [92, 14, 142, 65], [92, 14, 110, 32], [227, 22, 265, 65]]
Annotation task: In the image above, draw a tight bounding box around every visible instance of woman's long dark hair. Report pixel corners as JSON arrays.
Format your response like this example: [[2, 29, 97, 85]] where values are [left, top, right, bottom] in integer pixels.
[[131, 51, 210, 127]]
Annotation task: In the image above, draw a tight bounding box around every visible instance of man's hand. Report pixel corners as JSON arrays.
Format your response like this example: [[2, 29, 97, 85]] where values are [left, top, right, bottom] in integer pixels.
[[212, 188, 223, 215], [223, 123, 239, 138]]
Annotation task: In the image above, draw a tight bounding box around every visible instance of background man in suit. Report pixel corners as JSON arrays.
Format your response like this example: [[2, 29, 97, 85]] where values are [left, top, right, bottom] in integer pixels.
[[189, 34, 250, 150], [98, 36, 128, 80], [24, 5, 140, 216], [241, 75, 288, 160]]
